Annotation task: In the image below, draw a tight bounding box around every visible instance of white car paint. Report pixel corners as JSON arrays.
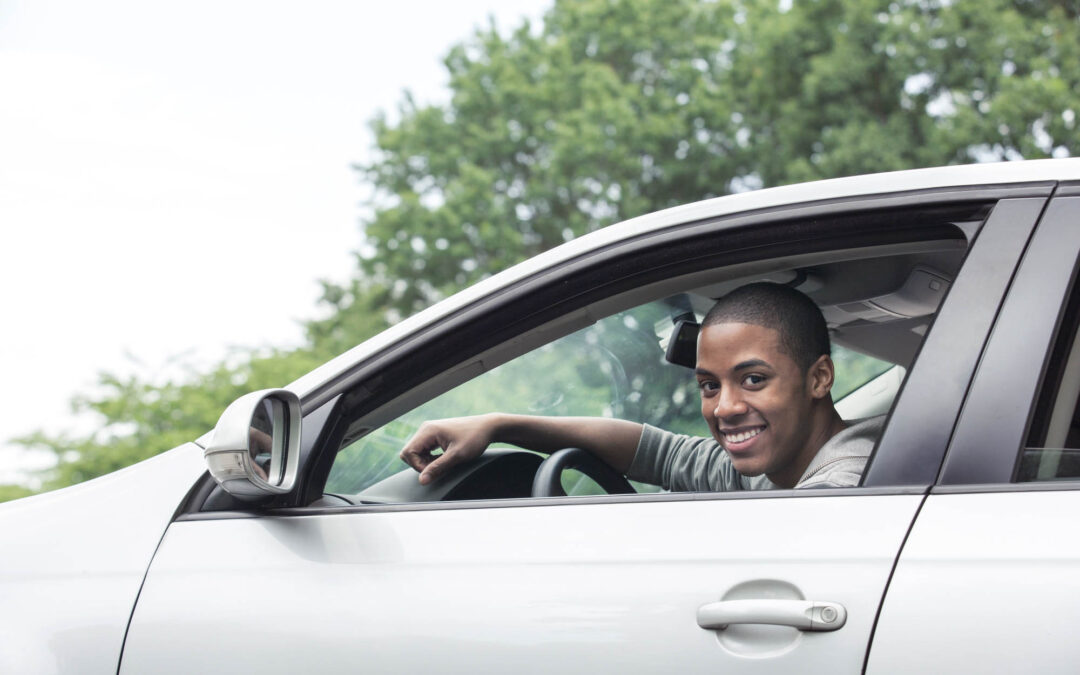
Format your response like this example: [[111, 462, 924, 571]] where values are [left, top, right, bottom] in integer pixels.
[[121, 493, 922, 674], [867, 491, 1080, 673], [0, 443, 206, 674]]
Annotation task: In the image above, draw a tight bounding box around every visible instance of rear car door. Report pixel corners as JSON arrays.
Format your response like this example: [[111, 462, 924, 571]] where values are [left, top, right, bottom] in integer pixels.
[[120, 187, 1049, 674], [867, 188, 1080, 672]]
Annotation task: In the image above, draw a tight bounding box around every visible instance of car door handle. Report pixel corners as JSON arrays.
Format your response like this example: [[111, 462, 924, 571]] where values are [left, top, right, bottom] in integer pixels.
[[696, 599, 847, 632]]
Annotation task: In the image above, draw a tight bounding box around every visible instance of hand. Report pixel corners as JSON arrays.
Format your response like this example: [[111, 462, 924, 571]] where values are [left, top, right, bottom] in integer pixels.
[[399, 415, 497, 485]]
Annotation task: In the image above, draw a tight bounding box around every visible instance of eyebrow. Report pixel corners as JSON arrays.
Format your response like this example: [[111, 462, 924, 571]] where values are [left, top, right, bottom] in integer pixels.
[[695, 359, 771, 379], [733, 358, 770, 371]]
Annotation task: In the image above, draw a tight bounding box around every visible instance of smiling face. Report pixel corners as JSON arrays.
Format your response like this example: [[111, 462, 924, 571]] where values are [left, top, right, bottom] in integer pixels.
[[695, 321, 835, 488]]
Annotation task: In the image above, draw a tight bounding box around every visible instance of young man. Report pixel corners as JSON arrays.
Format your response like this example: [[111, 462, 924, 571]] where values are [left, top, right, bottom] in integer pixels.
[[400, 283, 882, 491]]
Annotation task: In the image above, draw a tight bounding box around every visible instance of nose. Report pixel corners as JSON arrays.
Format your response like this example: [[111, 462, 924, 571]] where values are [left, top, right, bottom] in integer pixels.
[[713, 386, 748, 420]]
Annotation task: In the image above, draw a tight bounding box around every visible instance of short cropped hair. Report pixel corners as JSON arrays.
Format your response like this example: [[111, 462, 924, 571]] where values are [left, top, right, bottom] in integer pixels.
[[702, 282, 830, 371]]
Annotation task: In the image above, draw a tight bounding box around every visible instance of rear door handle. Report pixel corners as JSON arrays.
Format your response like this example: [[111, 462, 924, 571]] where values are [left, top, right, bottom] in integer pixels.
[[696, 599, 847, 632]]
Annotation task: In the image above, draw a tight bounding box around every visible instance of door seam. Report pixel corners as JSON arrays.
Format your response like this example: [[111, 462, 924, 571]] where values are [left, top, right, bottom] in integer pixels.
[[115, 521, 174, 675], [861, 487, 929, 675]]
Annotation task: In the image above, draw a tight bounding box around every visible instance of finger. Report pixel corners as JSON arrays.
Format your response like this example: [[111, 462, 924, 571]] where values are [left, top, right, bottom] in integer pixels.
[[418, 449, 460, 485], [400, 444, 433, 472], [400, 432, 440, 471]]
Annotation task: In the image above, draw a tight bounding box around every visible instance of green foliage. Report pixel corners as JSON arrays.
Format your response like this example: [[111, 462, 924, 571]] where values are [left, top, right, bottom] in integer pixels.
[[303, 279, 394, 360], [7, 0, 1078, 501], [353, 0, 746, 318]]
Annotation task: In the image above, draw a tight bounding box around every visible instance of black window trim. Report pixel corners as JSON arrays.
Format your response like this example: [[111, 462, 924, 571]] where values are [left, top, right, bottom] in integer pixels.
[[862, 196, 1051, 486], [939, 193, 1080, 485]]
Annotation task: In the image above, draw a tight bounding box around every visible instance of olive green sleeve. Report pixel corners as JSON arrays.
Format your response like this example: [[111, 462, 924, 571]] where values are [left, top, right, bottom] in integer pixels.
[[626, 424, 748, 492]]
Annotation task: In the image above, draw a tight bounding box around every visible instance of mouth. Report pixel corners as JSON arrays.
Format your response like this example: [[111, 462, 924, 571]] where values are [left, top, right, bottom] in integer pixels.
[[718, 425, 766, 452]]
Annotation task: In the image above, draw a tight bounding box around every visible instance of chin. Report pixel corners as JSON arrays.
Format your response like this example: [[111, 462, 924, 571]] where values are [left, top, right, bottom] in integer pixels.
[[729, 459, 767, 478]]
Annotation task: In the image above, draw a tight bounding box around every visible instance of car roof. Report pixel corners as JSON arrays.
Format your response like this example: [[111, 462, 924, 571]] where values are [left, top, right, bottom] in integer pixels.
[[289, 158, 1080, 400]]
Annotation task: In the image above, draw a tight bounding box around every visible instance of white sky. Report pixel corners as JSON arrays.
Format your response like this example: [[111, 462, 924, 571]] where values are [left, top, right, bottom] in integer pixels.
[[0, 0, 550, 484]]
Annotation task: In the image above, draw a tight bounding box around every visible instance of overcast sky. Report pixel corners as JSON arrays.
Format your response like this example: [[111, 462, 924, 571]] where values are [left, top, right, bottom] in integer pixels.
[[0, 0, 550, 484]]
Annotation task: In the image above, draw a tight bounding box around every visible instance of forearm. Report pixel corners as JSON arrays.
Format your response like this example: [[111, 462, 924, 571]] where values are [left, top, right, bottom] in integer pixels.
[[488, 413, 643, 474], [401, 413, 644, 484]]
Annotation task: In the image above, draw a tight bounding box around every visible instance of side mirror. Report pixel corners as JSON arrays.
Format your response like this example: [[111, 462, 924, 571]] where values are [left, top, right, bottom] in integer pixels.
[[204, 389, 302, 501]]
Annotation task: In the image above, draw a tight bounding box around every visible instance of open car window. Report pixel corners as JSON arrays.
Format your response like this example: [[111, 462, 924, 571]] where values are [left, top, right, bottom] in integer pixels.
[[326, 301, 898, 500], [328, 299, 707, 497], [269, 190, 1037, 511], [322, 238, 961, 504]]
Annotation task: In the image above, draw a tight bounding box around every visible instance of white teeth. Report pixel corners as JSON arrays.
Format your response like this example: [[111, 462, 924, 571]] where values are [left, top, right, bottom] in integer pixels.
[[725, 427, 763, 444]]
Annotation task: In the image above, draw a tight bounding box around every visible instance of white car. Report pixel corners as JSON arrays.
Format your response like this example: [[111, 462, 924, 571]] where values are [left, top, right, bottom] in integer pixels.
[[5, 159, 1080, 674]]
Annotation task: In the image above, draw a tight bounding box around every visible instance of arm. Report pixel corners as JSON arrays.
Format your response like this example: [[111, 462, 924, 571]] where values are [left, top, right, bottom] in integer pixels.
[[399, 413, 643, 485]]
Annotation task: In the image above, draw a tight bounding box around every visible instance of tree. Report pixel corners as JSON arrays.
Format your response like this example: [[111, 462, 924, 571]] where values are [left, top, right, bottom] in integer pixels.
[[5, 0, 1078, 500]]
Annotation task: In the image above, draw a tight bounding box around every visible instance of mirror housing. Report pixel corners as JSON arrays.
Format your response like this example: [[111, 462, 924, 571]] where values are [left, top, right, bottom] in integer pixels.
[[664, 319, 699, 369], [204, 389, 302, 501]]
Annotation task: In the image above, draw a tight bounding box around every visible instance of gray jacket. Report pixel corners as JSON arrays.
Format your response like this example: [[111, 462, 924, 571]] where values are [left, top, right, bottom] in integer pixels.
[[626, 416, 884, 491]]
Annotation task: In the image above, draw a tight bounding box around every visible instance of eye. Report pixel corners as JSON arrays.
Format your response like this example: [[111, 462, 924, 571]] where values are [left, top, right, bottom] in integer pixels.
[[742, 373, 767, 388], [698, 380, 719, 396]]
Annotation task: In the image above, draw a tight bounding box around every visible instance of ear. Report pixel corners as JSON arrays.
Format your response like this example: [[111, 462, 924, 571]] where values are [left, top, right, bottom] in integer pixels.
[[806, 354, 834, 400]]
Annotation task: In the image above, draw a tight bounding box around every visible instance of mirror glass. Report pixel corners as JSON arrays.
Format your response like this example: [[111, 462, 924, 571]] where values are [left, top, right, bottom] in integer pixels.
[[249, 399, 281, 484]]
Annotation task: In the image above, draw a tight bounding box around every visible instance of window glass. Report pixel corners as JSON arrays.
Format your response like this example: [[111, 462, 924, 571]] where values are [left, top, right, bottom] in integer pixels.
[[325, 298, 896, 497], [1020, 283, 1080, 482], [832, 345, 895, 400]]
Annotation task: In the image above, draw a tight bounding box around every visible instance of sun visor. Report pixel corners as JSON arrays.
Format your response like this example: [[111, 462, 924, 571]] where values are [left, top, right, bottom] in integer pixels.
[[832, 267, 951, 323]]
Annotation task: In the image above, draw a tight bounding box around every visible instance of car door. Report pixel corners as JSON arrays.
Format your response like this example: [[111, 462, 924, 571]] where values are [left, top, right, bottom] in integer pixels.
[[119, 188, 1049, 674], [866, 190, 1080, 673]]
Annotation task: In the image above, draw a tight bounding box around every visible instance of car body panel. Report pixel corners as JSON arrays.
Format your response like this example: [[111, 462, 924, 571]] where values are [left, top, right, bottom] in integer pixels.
[[940, 196, 1080, 484], [0, 443, 205, 674], [866, 490, 1080, 673], [122, 493, 922, 674]]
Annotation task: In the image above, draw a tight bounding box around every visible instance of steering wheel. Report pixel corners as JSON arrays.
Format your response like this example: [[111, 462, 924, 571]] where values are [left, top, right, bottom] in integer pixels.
[[531, 447, 636, 497]]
